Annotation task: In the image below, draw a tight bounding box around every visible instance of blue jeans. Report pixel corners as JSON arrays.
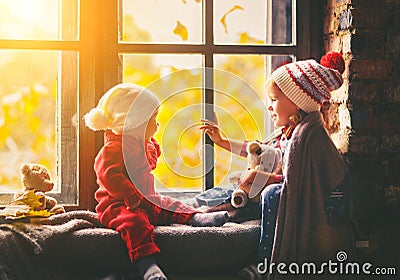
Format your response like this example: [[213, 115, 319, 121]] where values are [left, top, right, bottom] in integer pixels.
[[259, 183, 282, 260], [195, 185, 236, 207]]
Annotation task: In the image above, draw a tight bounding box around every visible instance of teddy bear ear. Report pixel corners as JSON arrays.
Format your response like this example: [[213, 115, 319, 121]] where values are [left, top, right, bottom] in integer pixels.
[[247, 141, 261, 154], [20, 164, 31, 176]]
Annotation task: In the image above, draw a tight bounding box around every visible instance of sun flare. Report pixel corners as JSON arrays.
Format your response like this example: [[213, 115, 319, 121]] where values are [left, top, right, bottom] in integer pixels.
[[0, 0, 59, 39], [2, 0, 44, 21]]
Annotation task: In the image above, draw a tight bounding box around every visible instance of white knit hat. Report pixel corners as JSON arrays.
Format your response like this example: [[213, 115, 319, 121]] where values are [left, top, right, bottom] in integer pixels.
[[84, 83, 160, 134], [271, 52, 344, 113]]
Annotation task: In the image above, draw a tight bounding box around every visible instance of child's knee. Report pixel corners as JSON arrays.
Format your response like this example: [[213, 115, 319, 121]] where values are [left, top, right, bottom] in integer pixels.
[[260, 183, 282, 203], [260, 183, 277, 196]]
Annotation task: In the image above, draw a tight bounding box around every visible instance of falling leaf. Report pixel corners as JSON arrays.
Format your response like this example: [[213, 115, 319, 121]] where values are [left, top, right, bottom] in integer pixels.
[[173, 20, 188, 41], [220, 5, 244, 34], [239, 32, 264, 44]]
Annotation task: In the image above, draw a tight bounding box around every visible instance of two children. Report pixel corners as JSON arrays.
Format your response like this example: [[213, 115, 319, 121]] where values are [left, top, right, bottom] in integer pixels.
[[84, 83, 229, 280], [201, 52, 354, 278], [85, 51, 353, 279]]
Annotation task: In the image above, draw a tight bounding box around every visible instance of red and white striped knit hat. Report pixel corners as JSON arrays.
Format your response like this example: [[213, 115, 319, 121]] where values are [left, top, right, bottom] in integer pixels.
[[271, 52, 345, 113]]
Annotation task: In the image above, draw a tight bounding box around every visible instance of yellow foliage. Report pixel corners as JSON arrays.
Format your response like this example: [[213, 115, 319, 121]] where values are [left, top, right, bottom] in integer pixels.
[[0, 206, 52, 219], [0, 190, 53, 219], [0, 77, 57, 194], [28, 116, 42, 132], [220, 5, 244, 34], [123, 15, 152, 42], [239, 32, 264, 45], [122, 51, 268, 191], [0, 126, 10, 148], [22, 92, 39, 114], [12, 189, 43, 209], [173, 20, 188, 41], [25, 209, 53, 218]]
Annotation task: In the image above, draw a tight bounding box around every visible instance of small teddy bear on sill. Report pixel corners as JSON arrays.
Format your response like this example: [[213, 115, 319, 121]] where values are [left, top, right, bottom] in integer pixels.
[[230, 141, 282, 208], [14, 163, 65, 214]]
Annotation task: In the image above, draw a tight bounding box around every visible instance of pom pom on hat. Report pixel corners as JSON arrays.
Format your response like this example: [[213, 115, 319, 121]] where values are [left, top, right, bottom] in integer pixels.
[[84, 83, 160, 134], [84, 107, 111, 131], [271, 53, 345, 113], [320, 51, 345, 74]]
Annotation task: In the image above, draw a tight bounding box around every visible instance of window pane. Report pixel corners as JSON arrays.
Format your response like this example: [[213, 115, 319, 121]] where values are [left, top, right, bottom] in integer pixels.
[[122, 54, 203, 192], [214, 0, 295, 45], [214, 54, 293, 186], [0, 50, 58, 202], [0, 50, 78, 205], [120, 0, 202, 44], [0, 0, 79, 41]]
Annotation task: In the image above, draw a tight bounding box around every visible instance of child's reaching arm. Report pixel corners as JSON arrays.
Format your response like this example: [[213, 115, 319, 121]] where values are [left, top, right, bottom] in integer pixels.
[[200, 114, 247, 157]]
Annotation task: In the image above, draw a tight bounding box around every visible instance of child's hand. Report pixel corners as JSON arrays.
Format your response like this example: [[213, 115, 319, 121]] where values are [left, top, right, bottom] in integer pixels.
[[199, 113, 223, 145]]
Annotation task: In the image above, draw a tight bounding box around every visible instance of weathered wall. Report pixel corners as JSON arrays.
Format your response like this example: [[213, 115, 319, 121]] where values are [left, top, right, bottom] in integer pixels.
[[324, 0, 400, 263]]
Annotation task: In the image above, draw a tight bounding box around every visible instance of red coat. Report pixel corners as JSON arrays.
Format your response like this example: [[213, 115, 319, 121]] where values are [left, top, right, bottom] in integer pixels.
[[93, 131, 198, 261], [94, 131, 160, 223]]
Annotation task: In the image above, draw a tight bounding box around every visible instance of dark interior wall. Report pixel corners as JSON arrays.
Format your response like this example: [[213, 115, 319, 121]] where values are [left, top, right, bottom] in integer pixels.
[[324, 0, 400, 264]]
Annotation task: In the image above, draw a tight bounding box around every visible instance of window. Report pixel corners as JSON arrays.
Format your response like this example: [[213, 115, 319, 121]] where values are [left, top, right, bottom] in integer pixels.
[[0, 0, 321, 210], [0, 0, 80, 207]]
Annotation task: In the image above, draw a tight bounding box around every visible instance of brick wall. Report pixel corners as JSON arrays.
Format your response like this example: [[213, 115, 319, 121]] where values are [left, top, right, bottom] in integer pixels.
[[324, 0, 400, 263]]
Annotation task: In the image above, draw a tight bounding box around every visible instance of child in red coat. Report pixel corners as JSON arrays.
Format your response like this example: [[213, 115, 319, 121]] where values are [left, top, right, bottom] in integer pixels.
[[84, 83, 229, 280]]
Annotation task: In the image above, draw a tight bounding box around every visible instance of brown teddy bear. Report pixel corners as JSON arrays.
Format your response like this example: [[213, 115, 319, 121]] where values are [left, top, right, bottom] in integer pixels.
[[230, 141, 282, 208], [14, 163, 65, 214]]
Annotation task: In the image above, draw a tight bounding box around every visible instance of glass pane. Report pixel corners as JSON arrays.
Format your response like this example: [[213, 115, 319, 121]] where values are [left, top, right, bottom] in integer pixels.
[[120, 0, 202, 44], [122, 54, 203, 192], [213, 54, 293, 187], [0, 0, 79, 41], [0, 50, 78, 205], [214, 0, 295, 45]]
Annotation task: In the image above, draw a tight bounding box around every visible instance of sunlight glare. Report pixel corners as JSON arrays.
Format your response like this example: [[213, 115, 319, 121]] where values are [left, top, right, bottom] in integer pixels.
[[0, 0, 59, 40], [6, 0, 43, 21]]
